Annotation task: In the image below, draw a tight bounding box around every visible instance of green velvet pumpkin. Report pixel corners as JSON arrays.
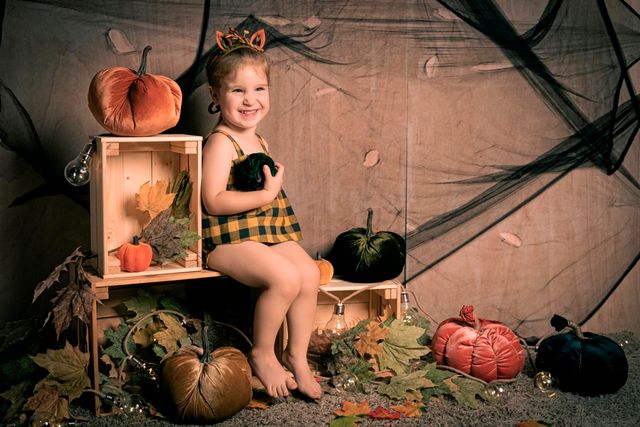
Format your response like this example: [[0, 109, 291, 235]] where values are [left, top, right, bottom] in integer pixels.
[[328, 208, 405, 282], [233, 153, 277, 191], [536, 314, 628, 396]]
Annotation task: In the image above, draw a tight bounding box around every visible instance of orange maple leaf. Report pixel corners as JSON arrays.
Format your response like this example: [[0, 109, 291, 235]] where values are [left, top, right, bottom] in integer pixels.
[[368, 406, 401, 420], [390, 401, 424, 418], [136, 180, 176, 220], [355, 320, 388, 358], [335, 400, 370, 417]]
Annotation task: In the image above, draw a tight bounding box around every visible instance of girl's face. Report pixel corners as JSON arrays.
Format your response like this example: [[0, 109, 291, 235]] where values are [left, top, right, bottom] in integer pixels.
[[214, 64, 270, 132]]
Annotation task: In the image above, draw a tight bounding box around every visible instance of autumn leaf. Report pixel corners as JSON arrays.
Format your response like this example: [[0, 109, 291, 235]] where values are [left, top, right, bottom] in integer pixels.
[[22, 382, 70, 420], [123, 290, 158, 325], [390, 400, 424, 417], [329, 416, 362, 427], [30, 342, 90, 402], [136, 180, 176, 220], [335, 400, 370, 417], [355, 321, 388, 358], [32, 247, 83, 302], [368, 406, 401, 419], [153, 312, 188, 358], [48, 280, 99, 339], [103, 322, 133, 360], [377, 320, 430, 375], [448, 376, 486, 409], [377, 370, 436, 400]]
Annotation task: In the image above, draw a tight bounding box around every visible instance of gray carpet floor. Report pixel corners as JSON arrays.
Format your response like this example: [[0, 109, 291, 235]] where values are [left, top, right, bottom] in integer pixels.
[[76, 333, 640, 427]]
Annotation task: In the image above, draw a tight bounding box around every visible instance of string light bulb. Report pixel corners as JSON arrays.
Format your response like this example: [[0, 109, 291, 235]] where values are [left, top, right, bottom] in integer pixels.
[[399, 291, 419, 326], [324, 303, 347, 339], [64, 142, 95, 186]]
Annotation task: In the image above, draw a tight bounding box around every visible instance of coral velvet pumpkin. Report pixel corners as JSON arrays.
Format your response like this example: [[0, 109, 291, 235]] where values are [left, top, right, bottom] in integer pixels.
[[161, 339, 252, 423], [88, 45, 182, 136], [536, 314, 628, 396], [431, 305, 524, 382], [117, 235, 152, 272], [328, 208, 405, 283]]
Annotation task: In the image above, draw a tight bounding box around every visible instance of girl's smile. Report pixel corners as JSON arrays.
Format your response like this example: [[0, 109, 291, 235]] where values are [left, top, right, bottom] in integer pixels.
[[215, 64, 270, 132]]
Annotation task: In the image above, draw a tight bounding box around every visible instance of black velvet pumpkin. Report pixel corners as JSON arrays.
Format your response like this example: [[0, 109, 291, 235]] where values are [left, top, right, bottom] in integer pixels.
[[328, 208, 405, 283], [536, 314, 628, 396], [233, 153, 277, 191]]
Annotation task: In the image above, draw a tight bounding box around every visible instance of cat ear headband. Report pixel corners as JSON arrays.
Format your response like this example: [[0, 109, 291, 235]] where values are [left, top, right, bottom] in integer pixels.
[[208, 28, 266, 114], [215, 28, 266, 55]]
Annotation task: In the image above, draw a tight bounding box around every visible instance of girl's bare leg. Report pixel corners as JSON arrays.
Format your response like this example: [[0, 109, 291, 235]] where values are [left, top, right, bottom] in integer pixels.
[[272, 241, 322, 399], [207, 241, 300, 398]]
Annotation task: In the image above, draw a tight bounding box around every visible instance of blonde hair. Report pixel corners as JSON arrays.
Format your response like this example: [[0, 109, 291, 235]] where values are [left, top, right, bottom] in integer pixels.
[[206, 47, 270, 94]]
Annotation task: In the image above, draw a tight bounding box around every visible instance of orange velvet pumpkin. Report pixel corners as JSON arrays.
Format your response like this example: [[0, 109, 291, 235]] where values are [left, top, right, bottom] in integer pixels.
[[431, 305, 524, 382], [117, 235, 152, 272], [161, 343, 252, 423], [88, 45, 182, 136], [315, 252, 334, 285]]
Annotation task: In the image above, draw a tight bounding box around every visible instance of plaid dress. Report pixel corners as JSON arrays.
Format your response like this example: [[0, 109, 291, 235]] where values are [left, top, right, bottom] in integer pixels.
[[202, 130, 302, 260]]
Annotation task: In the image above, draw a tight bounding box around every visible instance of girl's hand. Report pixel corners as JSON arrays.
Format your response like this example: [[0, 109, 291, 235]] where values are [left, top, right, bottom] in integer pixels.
[[263, 162, 284, 199]]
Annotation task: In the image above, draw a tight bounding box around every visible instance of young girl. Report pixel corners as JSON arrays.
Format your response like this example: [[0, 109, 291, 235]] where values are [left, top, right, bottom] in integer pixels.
[[201, 28, 322, 400]]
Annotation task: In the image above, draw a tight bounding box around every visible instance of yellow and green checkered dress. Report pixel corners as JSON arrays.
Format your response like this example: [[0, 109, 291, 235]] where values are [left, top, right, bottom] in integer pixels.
[[202, 130, 302, 259]]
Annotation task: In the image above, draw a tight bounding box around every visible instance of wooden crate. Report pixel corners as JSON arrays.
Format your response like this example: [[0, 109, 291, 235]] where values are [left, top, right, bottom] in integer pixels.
[[90, 134, 203, 279], [314, 279, 402, 331]]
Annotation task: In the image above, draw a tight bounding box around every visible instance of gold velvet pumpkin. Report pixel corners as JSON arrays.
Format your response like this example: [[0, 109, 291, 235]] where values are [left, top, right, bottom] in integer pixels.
[[88, 45, 182, 136], [161, 341, 252, 423]]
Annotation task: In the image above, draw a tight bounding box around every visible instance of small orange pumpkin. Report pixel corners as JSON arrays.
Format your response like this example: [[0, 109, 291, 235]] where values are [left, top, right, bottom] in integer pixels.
[[88, 45, 182, 136], [314, 252, 334, 285], [117, 235, 152, 272]]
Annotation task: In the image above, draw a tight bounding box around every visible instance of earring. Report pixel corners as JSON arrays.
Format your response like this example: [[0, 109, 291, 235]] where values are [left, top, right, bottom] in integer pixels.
[[208, 102, 220, 115]]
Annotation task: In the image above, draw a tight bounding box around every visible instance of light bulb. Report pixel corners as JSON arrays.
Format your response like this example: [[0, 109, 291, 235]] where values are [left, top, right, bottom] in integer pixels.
[[324, 303, 347, 339], [64, 142, 95, 186], [534, 371, 559, 397], [400, 291, 419, 326], [332, 371, 359, 392], [484, 381, 511, 403]]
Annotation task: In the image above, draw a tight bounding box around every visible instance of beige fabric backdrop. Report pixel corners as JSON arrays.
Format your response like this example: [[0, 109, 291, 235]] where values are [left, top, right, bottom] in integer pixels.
[[0, 0, 637, 337]]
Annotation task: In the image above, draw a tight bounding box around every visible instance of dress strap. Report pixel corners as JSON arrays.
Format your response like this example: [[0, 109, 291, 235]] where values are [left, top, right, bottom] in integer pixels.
[[256, 134, 270, 155], [211, 129, 244, 157]]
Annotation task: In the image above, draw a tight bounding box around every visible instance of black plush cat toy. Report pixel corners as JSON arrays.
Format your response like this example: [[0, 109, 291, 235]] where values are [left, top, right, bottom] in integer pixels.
[[233, 153, 277, 191]]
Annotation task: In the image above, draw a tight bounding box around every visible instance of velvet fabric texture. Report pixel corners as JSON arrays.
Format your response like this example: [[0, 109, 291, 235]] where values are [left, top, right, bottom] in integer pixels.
[[431, 305, 525, 382], [536, 329, 628, 396], [88, 47, 182, 136], [161, 345, 252, 423], [328, 208, 406, 283], [233, 152, 277, 191]]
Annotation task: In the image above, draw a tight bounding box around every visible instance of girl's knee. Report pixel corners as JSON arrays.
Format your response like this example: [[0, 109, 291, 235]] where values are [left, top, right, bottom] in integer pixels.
[[300, 260, 321, 292], [267, 269, 302, 299]]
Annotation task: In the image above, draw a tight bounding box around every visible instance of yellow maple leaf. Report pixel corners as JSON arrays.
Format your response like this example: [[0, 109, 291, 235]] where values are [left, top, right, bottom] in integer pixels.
[[390, 401, 424, 418], [335, 400, 370, 417], [355, 320, 389, 358], [136, 180, 176, 220]]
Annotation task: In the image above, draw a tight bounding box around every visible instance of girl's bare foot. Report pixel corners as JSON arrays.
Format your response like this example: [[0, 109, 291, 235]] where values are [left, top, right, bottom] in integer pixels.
[[282, 350, 322, 400], [249, 349, 298, 398]]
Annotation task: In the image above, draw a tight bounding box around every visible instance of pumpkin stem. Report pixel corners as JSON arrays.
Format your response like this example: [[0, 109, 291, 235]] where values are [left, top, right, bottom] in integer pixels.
[[201, 325, 212, 363], [365, 208, 374, 238], [133, 235, 140, 245], [136, 45, 152, 77], [551, 314, 585, 339]]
